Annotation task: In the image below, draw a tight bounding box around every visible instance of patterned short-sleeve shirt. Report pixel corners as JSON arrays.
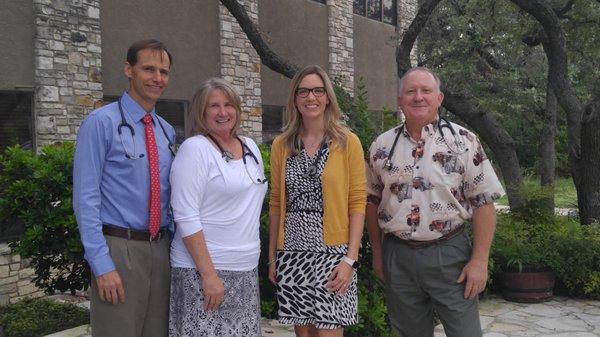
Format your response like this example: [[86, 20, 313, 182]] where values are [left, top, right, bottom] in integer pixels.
[[366, 119, 505, 241]]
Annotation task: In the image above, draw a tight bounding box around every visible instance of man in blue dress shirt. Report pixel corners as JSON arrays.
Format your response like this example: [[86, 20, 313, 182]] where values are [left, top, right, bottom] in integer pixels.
[[73, 40, 176, 337]]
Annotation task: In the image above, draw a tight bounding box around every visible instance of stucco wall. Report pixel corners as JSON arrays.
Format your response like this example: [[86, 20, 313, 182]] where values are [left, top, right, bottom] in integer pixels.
[[0, 1, 34, 90], [353, 15, 398, 111], [259, 0, 329, 107], [100, 0, 220, 101]]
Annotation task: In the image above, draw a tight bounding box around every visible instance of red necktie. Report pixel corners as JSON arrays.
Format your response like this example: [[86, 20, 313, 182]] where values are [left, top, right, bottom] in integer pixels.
[[142, 114, 161, 238]]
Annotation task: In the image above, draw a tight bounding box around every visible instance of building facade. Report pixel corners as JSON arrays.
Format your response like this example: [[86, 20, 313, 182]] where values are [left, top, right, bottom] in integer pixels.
[[0, 0, 416, 303], [1, 0, 416, 149]]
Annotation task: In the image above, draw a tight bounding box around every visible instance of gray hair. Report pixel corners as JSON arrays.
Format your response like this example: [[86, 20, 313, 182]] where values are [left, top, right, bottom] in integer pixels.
[[398, 67, 442, 93]]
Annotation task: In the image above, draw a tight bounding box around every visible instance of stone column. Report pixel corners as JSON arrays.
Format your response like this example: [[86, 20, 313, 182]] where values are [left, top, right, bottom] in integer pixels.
[[327, 0, 354, 95], [218, 1, 262, 142], [33, 0, 103, 149]]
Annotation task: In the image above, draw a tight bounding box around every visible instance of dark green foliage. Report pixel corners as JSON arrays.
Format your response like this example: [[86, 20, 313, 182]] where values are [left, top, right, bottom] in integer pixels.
[[416, 0, 598, 176], [344, 233, 392, 337], [339, 77, 377, 153], [546, 222, 600, 299], [490, 211, 600, 299], [336, 76, 398, 152], [257, 143, 278, 318], [336, 80, 395, 335], [0, 298, 89, 337], [0, 143, 89, 294]]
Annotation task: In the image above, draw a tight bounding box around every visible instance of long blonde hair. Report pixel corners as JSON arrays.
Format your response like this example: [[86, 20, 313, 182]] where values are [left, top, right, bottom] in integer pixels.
[[279, 65, 348, 154], [186, 78, 242, 137]]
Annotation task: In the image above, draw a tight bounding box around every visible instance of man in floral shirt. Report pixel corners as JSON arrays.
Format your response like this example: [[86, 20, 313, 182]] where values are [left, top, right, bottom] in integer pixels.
[[366, 67, 505, 337]]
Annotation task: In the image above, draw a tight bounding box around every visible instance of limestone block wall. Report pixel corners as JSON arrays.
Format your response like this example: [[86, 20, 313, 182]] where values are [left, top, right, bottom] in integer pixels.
[[33, 0, 103, 149], [0, 244, 44, 306], [219, 0, 263, 142], [327, 0, 354, 94]]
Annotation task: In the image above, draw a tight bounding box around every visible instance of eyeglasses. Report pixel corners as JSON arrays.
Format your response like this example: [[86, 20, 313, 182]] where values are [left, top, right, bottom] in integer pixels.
[[295, 87, 326, 98]]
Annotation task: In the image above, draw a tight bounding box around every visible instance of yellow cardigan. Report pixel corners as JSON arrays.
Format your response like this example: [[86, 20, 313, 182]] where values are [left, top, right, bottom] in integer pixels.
[[269, 131, 367, 249]]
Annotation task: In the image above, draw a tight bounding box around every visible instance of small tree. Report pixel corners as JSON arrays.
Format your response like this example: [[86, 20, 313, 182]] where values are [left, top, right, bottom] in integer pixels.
[[0, 143, 89, 294]]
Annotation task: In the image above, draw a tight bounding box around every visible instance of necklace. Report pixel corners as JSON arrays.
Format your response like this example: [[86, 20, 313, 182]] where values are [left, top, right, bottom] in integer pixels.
[[302, 133, 325, 150], [301, 137, 327, 178]]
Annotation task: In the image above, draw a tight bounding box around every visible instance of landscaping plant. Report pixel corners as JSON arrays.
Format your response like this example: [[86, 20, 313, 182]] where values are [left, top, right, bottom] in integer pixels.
[[0, 143, 89, 294], [0, 298, 88, 337]]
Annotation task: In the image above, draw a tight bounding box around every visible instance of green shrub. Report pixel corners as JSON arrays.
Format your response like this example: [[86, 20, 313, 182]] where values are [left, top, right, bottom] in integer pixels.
[[491, 211, 560, 272], [490, 212, 600, 299], [335, 80, 394, 335], [548, 222, 600, 299], [257, 144, 277, 319], [0, 143, 89, 294], [0, 298, 89, 337], [344, 233, 392, 337]]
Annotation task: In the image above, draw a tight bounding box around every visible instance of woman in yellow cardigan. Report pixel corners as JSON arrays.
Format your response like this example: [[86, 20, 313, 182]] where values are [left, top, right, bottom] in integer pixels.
[[267, 65, 366, 337]]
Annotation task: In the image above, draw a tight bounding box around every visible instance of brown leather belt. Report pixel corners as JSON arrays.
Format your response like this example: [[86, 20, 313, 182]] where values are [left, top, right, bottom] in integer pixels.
[[389, 226, 464, 249], [102, 224, 167, 242]]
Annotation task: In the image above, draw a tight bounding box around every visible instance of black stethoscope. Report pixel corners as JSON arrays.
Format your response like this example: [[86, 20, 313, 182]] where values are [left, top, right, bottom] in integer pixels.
[[117, 96, 177, 159], [206, 134, 267, 185], [382, 117, 468, 171]]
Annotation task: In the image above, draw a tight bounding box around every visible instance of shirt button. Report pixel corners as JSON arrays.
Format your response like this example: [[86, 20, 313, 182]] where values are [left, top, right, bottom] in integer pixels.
[[416, 166, 419, 169]]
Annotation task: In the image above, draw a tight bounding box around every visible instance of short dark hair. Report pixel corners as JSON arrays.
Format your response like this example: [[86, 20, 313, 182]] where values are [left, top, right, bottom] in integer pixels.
[[126, 39, 173, 67]]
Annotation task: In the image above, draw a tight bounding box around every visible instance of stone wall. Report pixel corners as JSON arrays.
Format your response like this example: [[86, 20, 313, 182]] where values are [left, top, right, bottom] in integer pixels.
[[327, 0, 354, 94], [219, 0, 263, 142], [33, 0, 103, 149], [0, 244, 44, 306]]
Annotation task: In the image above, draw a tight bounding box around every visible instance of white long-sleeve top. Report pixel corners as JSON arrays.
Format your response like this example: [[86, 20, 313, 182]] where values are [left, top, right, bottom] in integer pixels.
[[169, 135, 267, 271]]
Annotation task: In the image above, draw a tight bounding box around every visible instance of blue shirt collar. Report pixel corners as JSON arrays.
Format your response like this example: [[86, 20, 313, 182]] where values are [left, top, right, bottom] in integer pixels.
[[121, 91, 157, 125]]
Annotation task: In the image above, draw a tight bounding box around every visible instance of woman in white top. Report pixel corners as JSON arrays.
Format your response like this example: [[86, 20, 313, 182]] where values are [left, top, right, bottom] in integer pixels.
[[168, 78, 267, 337]]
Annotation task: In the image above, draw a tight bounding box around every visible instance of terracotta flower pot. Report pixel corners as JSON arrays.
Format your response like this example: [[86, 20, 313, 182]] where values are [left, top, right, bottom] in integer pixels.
[[502, 265, 555, 303]]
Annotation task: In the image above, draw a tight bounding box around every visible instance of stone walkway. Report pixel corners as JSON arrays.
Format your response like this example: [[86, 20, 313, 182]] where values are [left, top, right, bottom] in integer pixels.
[[46, 295, 599, 337], [473, 296, 600, 337]]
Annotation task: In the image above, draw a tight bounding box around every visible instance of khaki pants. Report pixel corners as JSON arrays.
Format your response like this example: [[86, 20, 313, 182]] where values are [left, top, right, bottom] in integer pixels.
[[90, 235, 170, 337], [383, 231, 482, 337]]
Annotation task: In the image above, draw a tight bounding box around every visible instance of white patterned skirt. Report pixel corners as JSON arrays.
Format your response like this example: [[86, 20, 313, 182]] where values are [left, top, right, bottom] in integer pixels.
[[169, 267, 261, 337], [275, 249, 358, 329]]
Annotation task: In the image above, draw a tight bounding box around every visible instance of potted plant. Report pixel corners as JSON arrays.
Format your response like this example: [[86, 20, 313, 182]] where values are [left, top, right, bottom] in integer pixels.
[[492, 209, 560, 303]]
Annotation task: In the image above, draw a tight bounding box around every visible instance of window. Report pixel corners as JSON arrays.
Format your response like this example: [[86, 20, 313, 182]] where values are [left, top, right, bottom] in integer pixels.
[[262, 105, 284, 144], [104, 96, 187, 144], [354, 0, 397, 26], [0, 91, 33, 152], [0, 91, 33, 242]]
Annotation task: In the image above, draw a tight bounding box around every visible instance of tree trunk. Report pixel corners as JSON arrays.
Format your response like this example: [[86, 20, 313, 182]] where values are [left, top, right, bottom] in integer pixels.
[[394, 0, 526, 209], [575, 98, 600, 224], [538, 82, 556, 211], [443, 93, 527, 209], [219, 0, 299, 78], [509, 0, 600, 224]]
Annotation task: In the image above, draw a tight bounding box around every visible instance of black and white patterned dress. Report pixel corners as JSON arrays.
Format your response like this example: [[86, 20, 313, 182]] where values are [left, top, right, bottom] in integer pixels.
[[275, 143, 358, 329]]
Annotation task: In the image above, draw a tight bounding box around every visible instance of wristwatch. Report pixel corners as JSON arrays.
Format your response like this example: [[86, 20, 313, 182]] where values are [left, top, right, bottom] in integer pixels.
[[342, 256, 359, 269]]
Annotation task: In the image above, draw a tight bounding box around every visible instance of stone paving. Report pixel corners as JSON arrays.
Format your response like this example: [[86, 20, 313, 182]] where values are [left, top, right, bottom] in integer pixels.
[[437, 296, 600, 337], [45, 295, 599, 337]]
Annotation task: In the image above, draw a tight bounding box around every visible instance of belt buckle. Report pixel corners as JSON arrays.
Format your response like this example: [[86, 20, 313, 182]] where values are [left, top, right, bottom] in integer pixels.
[[149, 231, 161, 242]]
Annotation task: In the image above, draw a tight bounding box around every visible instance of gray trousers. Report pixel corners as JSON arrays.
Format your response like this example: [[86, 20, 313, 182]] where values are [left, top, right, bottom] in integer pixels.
[[90, 234, 170, 337], [382, 231, 482, 337]]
